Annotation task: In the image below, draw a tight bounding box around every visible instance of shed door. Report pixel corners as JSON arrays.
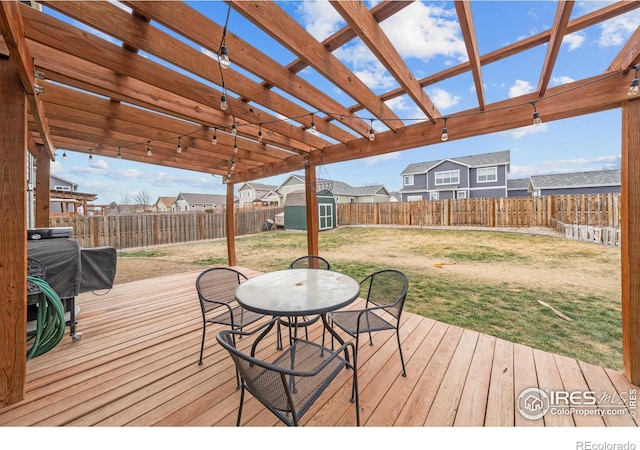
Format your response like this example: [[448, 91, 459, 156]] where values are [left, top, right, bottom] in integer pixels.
[[319, 203, 333, 230]]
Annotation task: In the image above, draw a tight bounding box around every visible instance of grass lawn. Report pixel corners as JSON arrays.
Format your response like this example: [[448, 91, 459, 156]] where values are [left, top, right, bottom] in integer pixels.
[[118, 226, 623, 370]]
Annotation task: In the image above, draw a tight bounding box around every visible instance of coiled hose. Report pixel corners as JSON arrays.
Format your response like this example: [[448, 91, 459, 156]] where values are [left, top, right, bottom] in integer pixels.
[[26, 276, 66, 360]]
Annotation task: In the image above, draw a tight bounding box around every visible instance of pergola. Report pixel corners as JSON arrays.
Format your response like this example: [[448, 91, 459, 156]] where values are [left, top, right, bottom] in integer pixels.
[[1, 0, 639, 406]]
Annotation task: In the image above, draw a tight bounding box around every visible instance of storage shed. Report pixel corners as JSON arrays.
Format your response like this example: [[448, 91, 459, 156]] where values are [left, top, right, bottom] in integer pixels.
[[283, 190, 337, 231]]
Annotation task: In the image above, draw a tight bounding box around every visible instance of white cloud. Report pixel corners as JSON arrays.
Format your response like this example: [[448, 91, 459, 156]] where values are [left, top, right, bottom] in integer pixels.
[[428, 87, 461, 110], [381, 2, 466, 62], [551, 75, 575, 86], [597, 10, 640, 47], [500, 123, 549, 139], [509, 80, 534, 98], [363, 153, 399, 166], [563, 32, 585, 51], [297, 0, 344, 40]]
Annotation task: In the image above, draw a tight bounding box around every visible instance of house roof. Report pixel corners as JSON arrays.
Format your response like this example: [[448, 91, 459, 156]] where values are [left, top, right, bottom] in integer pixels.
[[239, 182, 278, 192], [155, 196, 176, 206], [401, 150, 511, 175], [50, 174, 78, 189], [177, 192, 228, 205], [507, 178, 530, 190], [3, 2, 636, 184], [279, 174, 388, 198], [529, 169, 621, 190]]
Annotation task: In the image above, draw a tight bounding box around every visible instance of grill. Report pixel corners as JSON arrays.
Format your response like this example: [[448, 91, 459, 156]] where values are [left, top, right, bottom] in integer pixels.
[[27, 227, 117, 342]]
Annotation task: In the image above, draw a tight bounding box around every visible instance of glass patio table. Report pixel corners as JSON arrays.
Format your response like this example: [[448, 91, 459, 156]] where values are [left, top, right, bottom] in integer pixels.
[[235, 268, 360, 347]]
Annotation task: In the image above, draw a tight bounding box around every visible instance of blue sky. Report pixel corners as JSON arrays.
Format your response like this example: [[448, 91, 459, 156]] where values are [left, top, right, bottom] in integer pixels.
[[48, 1, 639, 205]]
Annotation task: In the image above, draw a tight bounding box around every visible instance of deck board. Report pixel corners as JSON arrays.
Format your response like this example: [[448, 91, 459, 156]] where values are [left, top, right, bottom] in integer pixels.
[[1, 268, 637, 427]]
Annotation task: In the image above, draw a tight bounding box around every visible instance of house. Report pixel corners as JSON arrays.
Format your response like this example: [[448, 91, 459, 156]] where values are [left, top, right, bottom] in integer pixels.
[[507, 178, 530, 198], [48, 174, 97, 217], [237, 182, 278, 208], [172, 192, 229, 212], [276, 174, 392, 206], [399, 150, 510, 201], [282, 190, 337, 231], [153, 196, 176, 212], [528, 169, 620, 196]]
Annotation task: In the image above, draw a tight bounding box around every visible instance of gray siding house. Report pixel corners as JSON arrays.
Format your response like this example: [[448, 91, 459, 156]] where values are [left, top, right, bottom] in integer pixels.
[[507, 178, 530, 197], [237, 182, 279, 208], [172, 192, 229, 212], [400, 150, 510, 201], [528, 169, 620, 196]]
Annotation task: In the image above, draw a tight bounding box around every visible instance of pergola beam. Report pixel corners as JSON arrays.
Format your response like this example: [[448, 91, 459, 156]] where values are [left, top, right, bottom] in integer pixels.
[[454, 1, 485, 111], [537, 1, 574, 97]]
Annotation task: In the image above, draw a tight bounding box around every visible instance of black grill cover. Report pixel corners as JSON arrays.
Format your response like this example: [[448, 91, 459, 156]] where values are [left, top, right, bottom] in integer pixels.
[[80, 247, 117, 292], [27, 238, 81, 299]]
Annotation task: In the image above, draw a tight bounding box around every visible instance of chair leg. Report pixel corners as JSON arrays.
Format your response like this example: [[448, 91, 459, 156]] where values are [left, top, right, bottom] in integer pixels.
[[236, 385, 245, 426], [396, 330, 407, 377], [198, 325, 206, 365], [276, 320, 283, 350]]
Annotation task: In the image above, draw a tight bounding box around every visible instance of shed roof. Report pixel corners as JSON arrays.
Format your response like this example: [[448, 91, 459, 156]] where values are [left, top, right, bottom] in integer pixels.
[[529, 169, 621, 190]]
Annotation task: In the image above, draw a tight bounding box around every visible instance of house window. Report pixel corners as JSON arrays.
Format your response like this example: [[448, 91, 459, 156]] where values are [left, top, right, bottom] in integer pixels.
[[435, 170, 459, 185], [54, 185, 71, 191], [319, 204, 333, 230], [477, 167, 497, 183], [429, 192, 438, 201], [407, 195, 422, 202], [456, 191, 467, 199], [403, 175, 414, 186]]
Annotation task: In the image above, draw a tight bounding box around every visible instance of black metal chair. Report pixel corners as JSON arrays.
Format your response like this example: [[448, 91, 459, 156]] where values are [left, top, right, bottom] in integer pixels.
[[327, 269, 410, 377], [196, 267, 264, 369], [276, 255, 332, 349], [217, 317, 360, 426]]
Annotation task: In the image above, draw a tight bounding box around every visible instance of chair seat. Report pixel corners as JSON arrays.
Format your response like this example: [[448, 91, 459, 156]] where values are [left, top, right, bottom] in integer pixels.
[[208, 305, 263, 327], [245, 338, 348, 419], [277, 315, 321, 328], [329, 309, 395, 334]]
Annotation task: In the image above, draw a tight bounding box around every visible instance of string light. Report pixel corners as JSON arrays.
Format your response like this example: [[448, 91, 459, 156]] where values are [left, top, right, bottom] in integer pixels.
[[531, 102, 542, 126], [176, 136, 182, 154], [117, 147, 122, 159], [231, 123, 237, 135], [310, 113, 316, 133], [220, 93, 228, 110], [62, 150, 67, 160], [441, 117, 449, 142], [88, 148, 93, 162], [258, 123, 263, 143], [368, 119, 375, 142], [212, 128, 218, 145], [233, 135, 238, 154], [146, 140, 152, 156], [628, 65, 639, 96], [218, 45, 230, 70]]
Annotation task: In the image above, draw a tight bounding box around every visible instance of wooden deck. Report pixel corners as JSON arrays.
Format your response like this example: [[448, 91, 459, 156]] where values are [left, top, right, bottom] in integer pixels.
[[1, 268, 638, 427]]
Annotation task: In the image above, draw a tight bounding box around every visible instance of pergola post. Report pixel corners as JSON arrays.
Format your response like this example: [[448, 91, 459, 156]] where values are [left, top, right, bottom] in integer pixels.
[[225, 182, 236, 267], [0, 57, 28, 405], [305, 164, 319, 256], [34, 143, 50, 228], [621, 98, 640, 386]]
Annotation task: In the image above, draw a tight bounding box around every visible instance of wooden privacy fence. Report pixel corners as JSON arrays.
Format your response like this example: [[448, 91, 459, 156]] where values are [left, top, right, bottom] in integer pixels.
[[338, 194, 621, 229], [50, 207, 283, 249]]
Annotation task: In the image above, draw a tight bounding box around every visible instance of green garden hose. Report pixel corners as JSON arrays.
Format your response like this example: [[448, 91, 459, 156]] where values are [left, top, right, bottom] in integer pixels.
[[26, 276, 66, 360]]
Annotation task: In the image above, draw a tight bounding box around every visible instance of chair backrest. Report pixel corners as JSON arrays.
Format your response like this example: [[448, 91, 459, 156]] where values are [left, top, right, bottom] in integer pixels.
[[361, 269, 409, 319], [288, 255, 331, 270], [196, 267, 247, 314], [217, 328, 294, 415]]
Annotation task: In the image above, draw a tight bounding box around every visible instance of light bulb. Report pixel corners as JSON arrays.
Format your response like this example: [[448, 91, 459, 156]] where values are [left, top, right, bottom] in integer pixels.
[[627, 79, 639, 97], [220, 94, 228, 110], [368, 129, 375, 142], [177, 142, 182, 154], [533, 111, 542, 126], [219, 45, 230, 69], [441, 127, 449, 142], [88, 150, 93, 162], [146, 141, 152, 156], [117, 147, 122, 159], [231, 124, 237, 135], [212, 129, 218, 145], [233, 143, 238, 154], [62, 151, 67, 160]]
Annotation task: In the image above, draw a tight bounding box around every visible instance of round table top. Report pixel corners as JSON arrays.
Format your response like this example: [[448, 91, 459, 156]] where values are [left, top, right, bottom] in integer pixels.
[[235, 269, 360, 316]]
